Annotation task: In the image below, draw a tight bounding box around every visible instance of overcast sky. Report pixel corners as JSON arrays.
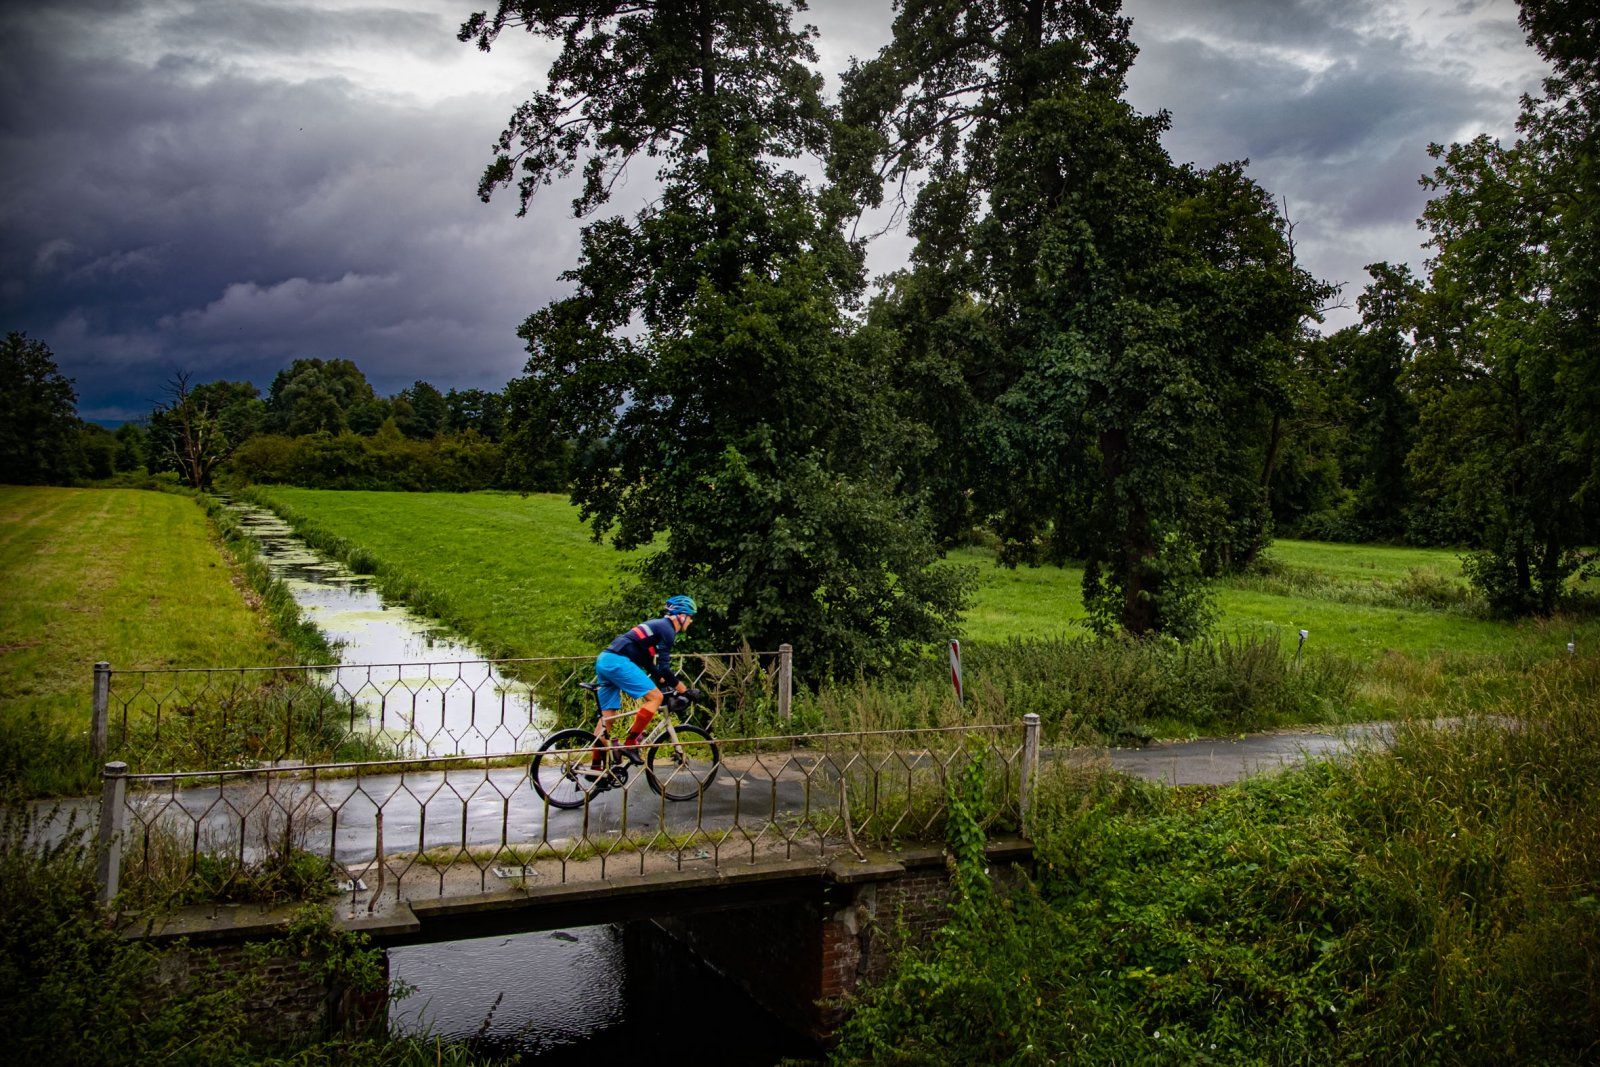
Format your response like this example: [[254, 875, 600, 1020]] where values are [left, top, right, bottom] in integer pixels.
[[0, 0, 1548, 422]]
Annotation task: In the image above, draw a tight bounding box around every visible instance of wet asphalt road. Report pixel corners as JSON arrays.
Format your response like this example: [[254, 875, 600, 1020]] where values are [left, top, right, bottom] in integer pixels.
[[32, 723, 1397, 861]]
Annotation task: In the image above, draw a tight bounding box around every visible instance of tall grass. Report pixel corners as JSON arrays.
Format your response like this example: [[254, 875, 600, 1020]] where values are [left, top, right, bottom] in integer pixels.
[[204, 496, 335, 665], [801, 632, 1357, 744], [835, 648, 1600, 1064], [0, 797, 491, 1064]]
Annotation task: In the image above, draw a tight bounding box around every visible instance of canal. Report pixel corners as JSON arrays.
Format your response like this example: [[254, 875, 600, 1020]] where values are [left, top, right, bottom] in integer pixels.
[[226, 500, 819, 1063]]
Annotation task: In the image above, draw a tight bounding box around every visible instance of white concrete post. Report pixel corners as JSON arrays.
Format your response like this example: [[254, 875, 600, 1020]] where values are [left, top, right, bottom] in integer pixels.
[[777, 644, 793, 724], [91, 661, 111, 761], [1020, 714, 1041, 840], [96, 760, 128, 906]]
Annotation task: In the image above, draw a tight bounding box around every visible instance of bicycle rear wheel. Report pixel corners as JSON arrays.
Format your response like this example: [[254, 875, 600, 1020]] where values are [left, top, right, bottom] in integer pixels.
[[531, 728, 604, 809], [645, 724, 720, 801]]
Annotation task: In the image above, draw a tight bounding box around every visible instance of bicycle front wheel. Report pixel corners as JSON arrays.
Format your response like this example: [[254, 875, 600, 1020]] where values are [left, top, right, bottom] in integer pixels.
[[645, 724, 720, 801], [531, 728, 603, 810]]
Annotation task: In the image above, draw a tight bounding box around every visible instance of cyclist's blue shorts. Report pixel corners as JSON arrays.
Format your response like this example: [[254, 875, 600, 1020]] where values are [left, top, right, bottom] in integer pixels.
[[594, 651, 657, 711]]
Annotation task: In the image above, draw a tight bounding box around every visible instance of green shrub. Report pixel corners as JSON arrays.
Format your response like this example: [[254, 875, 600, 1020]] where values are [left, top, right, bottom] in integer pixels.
[[230, 430, 504, 493], [835, 649, 1600, 1064]]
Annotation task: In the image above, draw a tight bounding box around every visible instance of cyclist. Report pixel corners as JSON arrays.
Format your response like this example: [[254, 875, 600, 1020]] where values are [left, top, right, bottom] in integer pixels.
[[591, 594, 698, 768]]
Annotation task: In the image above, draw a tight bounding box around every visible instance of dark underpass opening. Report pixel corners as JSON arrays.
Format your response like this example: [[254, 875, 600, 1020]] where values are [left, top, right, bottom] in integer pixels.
[[389, 921, 822, 1064]]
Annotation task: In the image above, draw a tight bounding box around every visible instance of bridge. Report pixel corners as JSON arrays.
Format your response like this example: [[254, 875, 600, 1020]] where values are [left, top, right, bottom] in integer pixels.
[[86, 651, 1044, 1042]]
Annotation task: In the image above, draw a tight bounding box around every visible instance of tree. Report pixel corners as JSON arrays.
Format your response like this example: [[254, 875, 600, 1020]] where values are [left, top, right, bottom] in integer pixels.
[[0, 332, 79, 485], [444, 388, 506, 440], [394, 380, 447, 440], [498, 374, 569, 490], [1397, 0, 1600, 615], [75, 423, 116, 481], [1305, 263, 1420, 542], [839, 0, 1326, 637], [1408, 132, 1584, 614], [464, 1, 969, 675], [113, 423, 147, 473], [149, 375, 261, 489], [1519, 0, 1600, 568], [261, 358, 376, 436]]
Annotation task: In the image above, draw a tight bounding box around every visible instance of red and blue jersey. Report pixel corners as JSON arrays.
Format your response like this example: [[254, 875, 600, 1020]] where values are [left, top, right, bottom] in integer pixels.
[[604, 617, 679, 686]]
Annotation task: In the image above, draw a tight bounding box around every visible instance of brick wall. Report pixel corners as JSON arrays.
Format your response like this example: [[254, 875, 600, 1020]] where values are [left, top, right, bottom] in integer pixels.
[[149, 940, 388, 1047], [649, 853, 1003, 1041]]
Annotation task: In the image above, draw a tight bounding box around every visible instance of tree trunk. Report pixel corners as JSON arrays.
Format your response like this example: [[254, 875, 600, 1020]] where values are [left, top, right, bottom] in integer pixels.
[[1098, 426, 1160, 636]]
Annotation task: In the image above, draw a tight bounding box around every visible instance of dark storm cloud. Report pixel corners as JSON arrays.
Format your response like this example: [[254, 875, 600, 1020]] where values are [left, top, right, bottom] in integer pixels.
[[0, 0, 1548, 420], [1, 0, 573, 421], [149, 1, 450, 61], [1119, 0, 1545, 313]]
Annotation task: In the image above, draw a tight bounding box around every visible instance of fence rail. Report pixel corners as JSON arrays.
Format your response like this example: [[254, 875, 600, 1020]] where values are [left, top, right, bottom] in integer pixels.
[[93, 647, 794, 772], [96, 718, 1043, 909]]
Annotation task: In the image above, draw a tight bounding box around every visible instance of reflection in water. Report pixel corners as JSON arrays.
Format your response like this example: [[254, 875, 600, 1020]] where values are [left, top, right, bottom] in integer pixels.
[[230, 501, 817, 1062], [390, 926, 820, 1065], [225, 502, 550, 755]]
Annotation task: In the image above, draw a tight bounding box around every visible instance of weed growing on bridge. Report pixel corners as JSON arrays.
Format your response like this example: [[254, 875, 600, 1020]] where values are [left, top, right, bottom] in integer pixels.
[[119, 780, 338, 911], [0, 798, 496, 1064]]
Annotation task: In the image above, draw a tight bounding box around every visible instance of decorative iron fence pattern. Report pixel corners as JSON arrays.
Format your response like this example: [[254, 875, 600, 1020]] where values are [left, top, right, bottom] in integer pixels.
[[95, 720, 1042, 909], [93, 648, 792, 772]]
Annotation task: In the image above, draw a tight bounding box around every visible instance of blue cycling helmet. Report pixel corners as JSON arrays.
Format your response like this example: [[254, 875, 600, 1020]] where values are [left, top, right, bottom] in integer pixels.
[[665, 594, 698, 617]]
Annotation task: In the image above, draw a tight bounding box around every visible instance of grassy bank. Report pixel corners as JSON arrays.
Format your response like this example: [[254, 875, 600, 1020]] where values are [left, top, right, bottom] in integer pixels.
[[0, 487, 298, 794], [239, 488, 1594, 734], [958, 537, 1590, 659], [246, 486, 642, 660], [836, 648, 1600, 1064]]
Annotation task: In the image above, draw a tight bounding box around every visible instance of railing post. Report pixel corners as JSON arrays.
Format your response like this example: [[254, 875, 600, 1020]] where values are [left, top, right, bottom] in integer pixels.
[[1019, 714, 1041, 840], [777, 643, 793, 724], [96, 760, 128, 906], [91, 661, 111, 760]]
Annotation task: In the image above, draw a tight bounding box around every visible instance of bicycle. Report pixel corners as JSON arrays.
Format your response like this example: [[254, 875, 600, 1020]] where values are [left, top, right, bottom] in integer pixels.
[[529, 681, 721, 809]]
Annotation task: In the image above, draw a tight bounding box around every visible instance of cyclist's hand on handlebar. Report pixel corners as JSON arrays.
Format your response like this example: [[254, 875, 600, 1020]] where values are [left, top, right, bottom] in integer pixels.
[[685, 687, 706, 704]]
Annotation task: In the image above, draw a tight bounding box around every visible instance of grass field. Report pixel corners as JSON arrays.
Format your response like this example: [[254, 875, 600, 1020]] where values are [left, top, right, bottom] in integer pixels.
[[1, 487, 291, 791], [247, 486, 644, 659], [252, 487, 1593, 664], [957, 540, 1590, 660]]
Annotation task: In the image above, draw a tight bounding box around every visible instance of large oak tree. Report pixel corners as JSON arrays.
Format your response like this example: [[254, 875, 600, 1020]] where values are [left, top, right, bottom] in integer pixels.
[[463, 1, 968, 676]]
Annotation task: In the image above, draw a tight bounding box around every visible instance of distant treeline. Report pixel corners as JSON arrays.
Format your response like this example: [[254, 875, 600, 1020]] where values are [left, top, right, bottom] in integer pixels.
[[0, 346, 570, 493]]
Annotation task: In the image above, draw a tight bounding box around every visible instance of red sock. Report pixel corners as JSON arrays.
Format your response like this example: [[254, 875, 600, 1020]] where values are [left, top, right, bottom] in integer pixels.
[[629, 706, 654, 740]]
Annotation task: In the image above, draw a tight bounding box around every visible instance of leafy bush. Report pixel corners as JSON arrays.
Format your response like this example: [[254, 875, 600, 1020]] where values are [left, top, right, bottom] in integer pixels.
[[835, 649, 1600, 1064], [0, 801, 261, 1063], [0, 801, 491, 1064], [231, 429, 504, 493]]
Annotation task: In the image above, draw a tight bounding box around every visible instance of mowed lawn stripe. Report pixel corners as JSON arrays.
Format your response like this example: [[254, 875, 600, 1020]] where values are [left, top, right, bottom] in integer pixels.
[[0, 487, 288, 730]]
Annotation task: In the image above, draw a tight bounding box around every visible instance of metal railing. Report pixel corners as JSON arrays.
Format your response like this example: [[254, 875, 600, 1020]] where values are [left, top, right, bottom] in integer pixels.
[[91, 647, 793, 771], [95, 717, 1043, 908]]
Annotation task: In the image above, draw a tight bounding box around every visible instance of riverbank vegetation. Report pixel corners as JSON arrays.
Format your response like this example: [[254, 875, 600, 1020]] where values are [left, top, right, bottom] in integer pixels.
[[837, 647, 1600, 1064], [0, 801, 487, 1065], [0, 487, 303, 795]]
